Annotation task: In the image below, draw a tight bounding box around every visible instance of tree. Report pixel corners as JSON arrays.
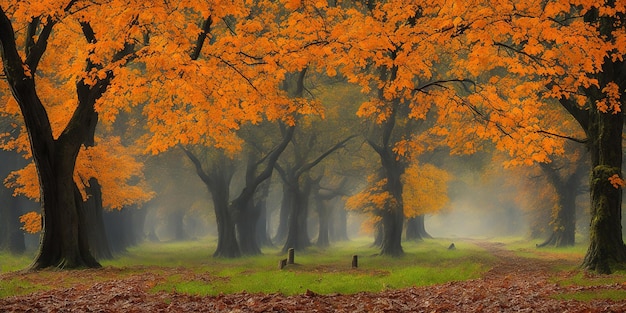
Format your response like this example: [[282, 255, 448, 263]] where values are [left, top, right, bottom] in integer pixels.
[[321, 0, 481, 256], [535, 157, 588, 247], [0, 1, 156, 269], [449, 0, 626, 273], [403, 162, 451, 241]]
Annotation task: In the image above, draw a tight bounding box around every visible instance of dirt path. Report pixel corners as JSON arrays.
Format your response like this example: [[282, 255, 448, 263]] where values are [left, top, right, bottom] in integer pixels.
[[2, 241, 626, 312]]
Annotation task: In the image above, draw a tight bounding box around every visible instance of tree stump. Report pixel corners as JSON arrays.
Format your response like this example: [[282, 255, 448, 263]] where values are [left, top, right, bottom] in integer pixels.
[[287, 248, 295, 264], [352, 255, 358, 268], [279, 258, 287, 270]]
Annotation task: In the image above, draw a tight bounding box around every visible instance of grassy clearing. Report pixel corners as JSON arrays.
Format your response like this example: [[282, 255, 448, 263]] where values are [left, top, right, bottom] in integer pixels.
[[137, 238, 494, 296], [494, 237, 587, 265], [0, 237, 493, 297], [553, 289, 626, 301]]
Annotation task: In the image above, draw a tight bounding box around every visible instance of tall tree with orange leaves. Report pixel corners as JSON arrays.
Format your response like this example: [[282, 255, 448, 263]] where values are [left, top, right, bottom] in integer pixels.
[[445, 0, 626, 273], [321, 0, 486, 256], [0, 1, 155, 269]]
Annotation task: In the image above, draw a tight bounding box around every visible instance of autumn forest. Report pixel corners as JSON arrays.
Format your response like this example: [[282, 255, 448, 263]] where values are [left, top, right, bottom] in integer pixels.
[[1, 0, 626, 302]]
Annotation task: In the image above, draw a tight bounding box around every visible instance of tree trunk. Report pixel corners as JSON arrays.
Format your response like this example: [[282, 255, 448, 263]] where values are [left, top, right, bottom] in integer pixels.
[[282, 176, 312, 252], [582, 109, 626, 273], [376, 144, 405, 257], [255, 179, 273, 247], [169, 210, 188, 241], [330, 203, 349, 242], [236, 200, 262, 255], [380, 207, 404, 256], [406, 215, 431, 241], [84, 179, 113, 260], [210, 183, 240, 258], [574, 5, 626, 273], [273, 183, 291, 243], [537, 180, 578, 248], [372, 222, 383, 248], [315, 194, 330, 248]]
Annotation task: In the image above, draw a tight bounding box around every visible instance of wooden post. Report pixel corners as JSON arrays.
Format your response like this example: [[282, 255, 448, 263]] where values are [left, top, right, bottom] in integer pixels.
[[288, 248, 295, 264], [352, 255, 358, 268], [279, 258, 287, 270]]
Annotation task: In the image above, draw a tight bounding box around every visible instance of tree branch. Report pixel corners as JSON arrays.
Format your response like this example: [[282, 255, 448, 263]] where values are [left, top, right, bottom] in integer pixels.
[[179, 145, 214, 188], [535, 130, 587, 144], [190, 16, 212, 61], [297, 134, 357, 179]]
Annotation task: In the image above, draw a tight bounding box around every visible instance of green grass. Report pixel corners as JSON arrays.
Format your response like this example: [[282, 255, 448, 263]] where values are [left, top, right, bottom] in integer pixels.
[[0, 237, 494, 297], [495, 237, 587, 263], [553, 289, 626, 301], [146, 238, 493, 296], [4, 236, 626, 302], [0, 251, 36, 272]]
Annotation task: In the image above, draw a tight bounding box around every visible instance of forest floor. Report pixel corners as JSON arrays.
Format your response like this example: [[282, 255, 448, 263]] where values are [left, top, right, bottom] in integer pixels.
[[1, 241, 626, 312]]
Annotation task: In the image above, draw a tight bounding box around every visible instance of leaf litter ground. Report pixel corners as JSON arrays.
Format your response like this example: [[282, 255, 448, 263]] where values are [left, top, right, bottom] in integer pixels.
[[1, 242, 626, 312]]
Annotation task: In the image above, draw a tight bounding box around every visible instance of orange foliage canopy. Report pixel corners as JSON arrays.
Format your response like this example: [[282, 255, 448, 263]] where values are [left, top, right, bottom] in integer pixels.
[[346, 161, 450, 230], [19, 211, 41, 234]]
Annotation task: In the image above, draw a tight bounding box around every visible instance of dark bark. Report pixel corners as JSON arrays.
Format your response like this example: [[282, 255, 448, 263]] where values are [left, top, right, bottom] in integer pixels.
[[369, 117, 406, 257], [576, 6, 626, 273], [84, 179, 113, 260], [314, 177, 349, 247], [0, 9, 103, 269], [406, 215, 431, 241], [182, 148, 240, 258], [282, 174, 312, 252], [0, 10, 137, 269], [278, 134, 356, 253], [232, 126, 294, 255], [82, 91, 112, 260], [235, 201, 262, 255], [104, 206, 147, 254], [581, 110, 626, 273], [315, 194, 331, 248], [536, 161, 585, 248], [380, 206, 404, 256]]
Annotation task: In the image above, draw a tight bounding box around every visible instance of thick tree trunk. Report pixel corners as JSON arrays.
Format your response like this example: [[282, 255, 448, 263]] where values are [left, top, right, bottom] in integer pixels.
[[182, 148, 240, 258], [576, 5, 626, 273], [30, 150, 100, 269], [236, 201, 262, 255], [582, 109, 626, 273], [273, 183, 291, 243], [104, 206, 147, 254], [537, 184, 577, 248], [210, 185, 240, 258], [380, 207, 404, 256], [376, 143, 405, 256], [282, 178, 312, 252], [406, 215, 431, 241], [315, 196, 330, 248]]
